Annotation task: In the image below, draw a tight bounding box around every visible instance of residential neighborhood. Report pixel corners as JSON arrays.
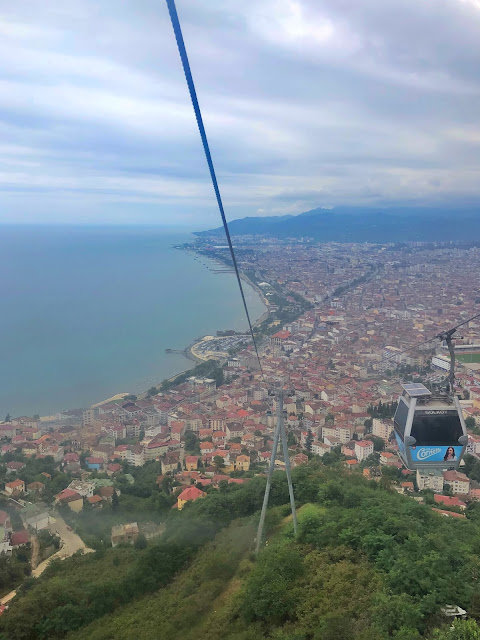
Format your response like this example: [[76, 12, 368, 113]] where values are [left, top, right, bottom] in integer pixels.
[[3, 238, 480, 605]]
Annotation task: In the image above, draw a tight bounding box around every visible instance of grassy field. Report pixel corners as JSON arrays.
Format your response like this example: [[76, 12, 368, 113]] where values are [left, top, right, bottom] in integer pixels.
[[456, 353, 480, 363]]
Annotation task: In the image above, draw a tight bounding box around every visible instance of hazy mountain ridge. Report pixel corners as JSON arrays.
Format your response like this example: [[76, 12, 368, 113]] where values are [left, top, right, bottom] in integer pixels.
[[195, 206, 480, 242]]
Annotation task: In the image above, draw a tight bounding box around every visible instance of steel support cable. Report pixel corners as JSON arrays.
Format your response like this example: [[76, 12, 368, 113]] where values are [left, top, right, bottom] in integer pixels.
[[379, 335, 438, 366], [446, 310, 480, 334], [165, 0, 265, 381], [378, 310, 480, 366]]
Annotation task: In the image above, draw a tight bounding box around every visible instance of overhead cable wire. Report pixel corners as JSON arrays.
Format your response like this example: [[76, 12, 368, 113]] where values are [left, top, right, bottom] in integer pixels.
[[378, 310, 480, 366], [165, 0, 265, 380], [444, 310, 480, 334], [379, 335, 438, 365]]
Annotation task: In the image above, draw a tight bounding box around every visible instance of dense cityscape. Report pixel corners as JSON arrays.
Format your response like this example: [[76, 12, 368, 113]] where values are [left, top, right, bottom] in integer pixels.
[[3, 0, 480, 635], [3, 236, 480, 624]]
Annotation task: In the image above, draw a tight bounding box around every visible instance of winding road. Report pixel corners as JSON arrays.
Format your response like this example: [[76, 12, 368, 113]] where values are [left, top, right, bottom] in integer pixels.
[[0, 512, 93, 606]]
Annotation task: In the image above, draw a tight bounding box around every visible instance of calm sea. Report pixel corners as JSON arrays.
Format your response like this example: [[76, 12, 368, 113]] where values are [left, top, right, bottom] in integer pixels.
[[0, 226, 265, 417]]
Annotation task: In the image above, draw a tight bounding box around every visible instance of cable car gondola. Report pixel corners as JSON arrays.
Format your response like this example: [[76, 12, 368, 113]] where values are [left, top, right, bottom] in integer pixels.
[[393, 329, 468, 470], [393, 383, 467, 470]]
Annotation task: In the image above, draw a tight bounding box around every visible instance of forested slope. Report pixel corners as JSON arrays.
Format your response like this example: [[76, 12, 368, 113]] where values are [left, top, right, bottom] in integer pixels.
[[3, 465, 480, 639]]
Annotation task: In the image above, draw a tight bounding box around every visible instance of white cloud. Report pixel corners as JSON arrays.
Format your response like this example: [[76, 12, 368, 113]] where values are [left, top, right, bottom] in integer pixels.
[[251, 0, 336, 45], [457, 0, 480, 9], [0, 0, 480, 224]]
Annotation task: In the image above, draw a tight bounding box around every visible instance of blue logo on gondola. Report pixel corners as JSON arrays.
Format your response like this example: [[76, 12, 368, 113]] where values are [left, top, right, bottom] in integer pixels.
[[416, 447, 442, 460], [410, 445, 462, 462]]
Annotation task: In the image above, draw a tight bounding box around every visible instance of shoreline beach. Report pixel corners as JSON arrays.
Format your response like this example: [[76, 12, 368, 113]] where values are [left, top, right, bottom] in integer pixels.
[[71, 247, 268, 414], [2, 226, 267, 419]]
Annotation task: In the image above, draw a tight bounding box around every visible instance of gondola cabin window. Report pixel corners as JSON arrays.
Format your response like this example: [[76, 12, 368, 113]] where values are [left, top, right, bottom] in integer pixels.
[[410, 412, 463, 446], [394, 398, 409, 437]]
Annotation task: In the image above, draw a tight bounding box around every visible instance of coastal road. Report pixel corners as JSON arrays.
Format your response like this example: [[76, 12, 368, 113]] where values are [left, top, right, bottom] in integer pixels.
[[0, 513, 93, 606]]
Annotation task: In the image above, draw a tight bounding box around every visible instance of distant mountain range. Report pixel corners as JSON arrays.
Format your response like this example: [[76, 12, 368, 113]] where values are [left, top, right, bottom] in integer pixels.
[[195, 206, 480, 243]]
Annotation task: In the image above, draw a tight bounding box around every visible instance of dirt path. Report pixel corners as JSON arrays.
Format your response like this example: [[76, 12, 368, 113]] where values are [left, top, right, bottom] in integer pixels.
[[0, 512, 93, 606], [0, 589, 17, 605]]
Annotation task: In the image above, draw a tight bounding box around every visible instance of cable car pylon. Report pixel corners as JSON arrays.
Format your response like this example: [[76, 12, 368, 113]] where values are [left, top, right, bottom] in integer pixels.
[[255, 389, 297, 554], [378, 310, 480, 368], [436, 327, 457, 394]]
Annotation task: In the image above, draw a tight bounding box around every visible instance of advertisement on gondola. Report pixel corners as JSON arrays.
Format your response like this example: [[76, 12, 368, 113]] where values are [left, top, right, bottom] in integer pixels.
[[410, 445, 463, 463]]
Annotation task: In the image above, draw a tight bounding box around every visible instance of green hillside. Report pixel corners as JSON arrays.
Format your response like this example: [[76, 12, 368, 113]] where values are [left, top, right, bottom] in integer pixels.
[[3, 464, 480, 639]]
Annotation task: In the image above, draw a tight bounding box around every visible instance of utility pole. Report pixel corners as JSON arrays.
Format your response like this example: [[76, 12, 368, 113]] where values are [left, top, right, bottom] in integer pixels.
[[255, 389, 297, 553]]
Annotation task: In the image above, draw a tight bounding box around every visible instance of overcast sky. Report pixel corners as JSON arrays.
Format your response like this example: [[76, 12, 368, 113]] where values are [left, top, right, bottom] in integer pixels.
[[1, 0, 480, 227]]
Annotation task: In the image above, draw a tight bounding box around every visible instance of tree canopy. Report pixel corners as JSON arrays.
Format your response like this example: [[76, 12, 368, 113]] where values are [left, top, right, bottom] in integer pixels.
[[4, 463, 480, 640]]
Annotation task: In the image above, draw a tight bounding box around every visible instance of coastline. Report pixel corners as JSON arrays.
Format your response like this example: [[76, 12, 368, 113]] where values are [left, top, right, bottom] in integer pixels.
[[180, 245, 270, 312], [5, 227, 271, 420], [180, 252, 270, 364], [91, 393, 130, 408], [79, 247, 268, 411]]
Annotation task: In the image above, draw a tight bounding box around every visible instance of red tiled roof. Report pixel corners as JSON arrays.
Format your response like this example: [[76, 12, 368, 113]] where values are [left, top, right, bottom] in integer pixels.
[[63, 492, 83, 504], [55, 488, 79, 501], [11, 530, 30, 546], [147, 441, 166, 449], [6, 480, 25, 489], [178, 486, 206, 502], [434, 494, 466, 507], [213, 474, 229, 482], [64, 453, 80, 462], [443, 470, 469, 483], [6, 461, 25, 469], [355, 440, 373, 448], [272, 330, 291, 339]]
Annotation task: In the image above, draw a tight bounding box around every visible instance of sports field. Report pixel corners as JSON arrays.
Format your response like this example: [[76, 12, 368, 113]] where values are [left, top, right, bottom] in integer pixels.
[[456, 353, 480, 363]]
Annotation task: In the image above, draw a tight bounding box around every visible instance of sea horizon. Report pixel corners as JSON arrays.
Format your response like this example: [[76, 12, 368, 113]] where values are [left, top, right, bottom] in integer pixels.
[[0, 225, 266, 418]]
